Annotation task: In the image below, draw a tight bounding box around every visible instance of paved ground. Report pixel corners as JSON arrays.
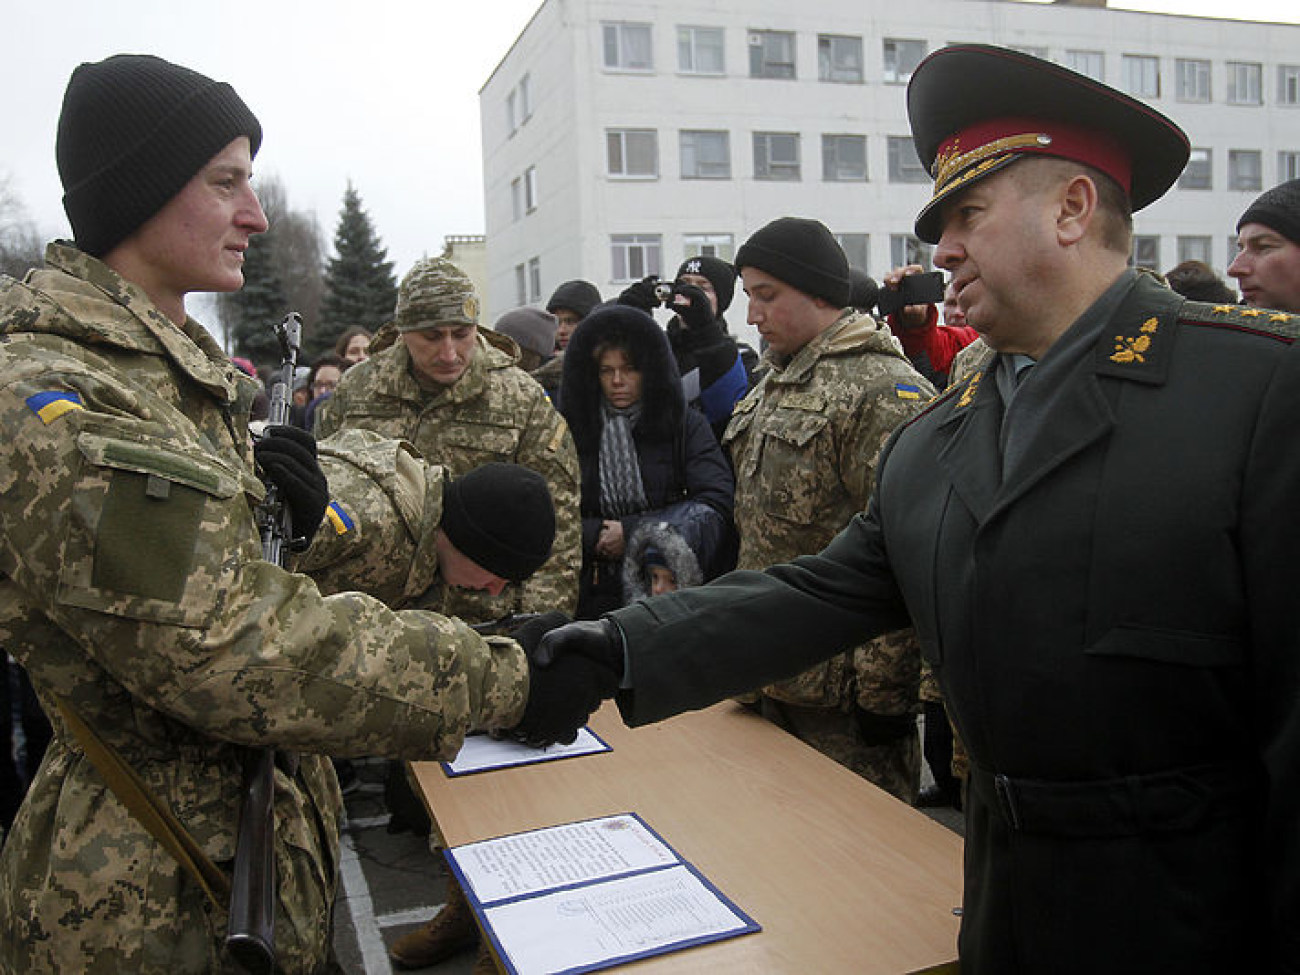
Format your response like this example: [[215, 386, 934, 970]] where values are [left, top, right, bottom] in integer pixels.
[[331, 716, 965, 974]]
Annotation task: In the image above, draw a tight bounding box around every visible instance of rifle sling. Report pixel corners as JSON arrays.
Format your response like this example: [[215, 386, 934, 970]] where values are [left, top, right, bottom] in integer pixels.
[[55, 697, 232, 909]]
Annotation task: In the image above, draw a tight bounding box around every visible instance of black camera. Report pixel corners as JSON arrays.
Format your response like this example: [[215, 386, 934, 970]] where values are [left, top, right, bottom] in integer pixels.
[[874, 271, 946, 318], [653, 280, 676, 304]]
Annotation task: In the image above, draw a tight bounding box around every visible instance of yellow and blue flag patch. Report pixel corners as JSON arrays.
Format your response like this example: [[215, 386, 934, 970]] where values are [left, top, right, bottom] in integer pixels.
[[26, 391, 85, 424], [325, 501, 355, 535], [894, 382, 923, 401]]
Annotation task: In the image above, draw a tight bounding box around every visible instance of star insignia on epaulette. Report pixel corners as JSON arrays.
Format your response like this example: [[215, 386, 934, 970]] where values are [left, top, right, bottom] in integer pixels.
[[956, 371, 982, 408], [1212, 305, 1235, 315], [1241, 308, 1264, 318], [1111, 317, 1159, 364], [1271, 313, 1292, 323]]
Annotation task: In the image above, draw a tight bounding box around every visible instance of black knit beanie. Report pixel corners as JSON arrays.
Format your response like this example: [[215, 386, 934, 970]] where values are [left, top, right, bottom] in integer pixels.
[[546, 280, 602, 319], [57, 54, 263, 257], [734, 217, 850, 307], [440, 463, 555, 582], [676, 255, 736, 313], [1237, 179, 1300, 245]]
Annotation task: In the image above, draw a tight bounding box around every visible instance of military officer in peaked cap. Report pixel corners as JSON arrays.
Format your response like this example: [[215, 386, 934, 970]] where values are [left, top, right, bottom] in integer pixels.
[[526, 45, 1300, 973]]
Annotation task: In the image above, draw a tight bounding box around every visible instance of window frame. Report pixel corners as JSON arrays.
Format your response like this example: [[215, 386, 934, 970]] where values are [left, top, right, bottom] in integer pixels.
[[606, 128, 659, 179], [678, 25, 725, 75], [887, 136, 929, 184], [883, 38, 926, 84], [602, 21, 654, 72], [1228, 149, 1262, 191], [1122, 54, 1160, 99], [818, 34, 864, 84], [610, 234, 663, 283], [822, 133, 868, 181], [1175, 58, 1211, 103], [680, 129, 732, 180], [1226, 61, 1263, 105], [748, 29, 796, 80], [753, 131, 802, 181], [1178, 148, 1212, 190]]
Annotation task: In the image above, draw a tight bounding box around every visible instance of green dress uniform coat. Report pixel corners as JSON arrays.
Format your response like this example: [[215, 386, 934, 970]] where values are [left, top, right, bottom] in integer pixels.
[[609, 272, 1300, 973], [0, 244, 529, 974], [315, 332, 580, 622]]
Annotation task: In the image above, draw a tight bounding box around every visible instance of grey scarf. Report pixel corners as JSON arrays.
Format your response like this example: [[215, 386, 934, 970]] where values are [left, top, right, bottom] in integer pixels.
[[598, 401, 647, 518]]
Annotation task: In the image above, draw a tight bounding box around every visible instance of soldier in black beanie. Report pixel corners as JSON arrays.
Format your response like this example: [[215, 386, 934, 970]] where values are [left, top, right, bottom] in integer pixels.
[[1229, 178, 1300, 312]]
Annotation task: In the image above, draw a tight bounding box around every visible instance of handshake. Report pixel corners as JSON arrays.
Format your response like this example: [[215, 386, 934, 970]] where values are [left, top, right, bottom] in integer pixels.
[[507, 613, 624, 747]]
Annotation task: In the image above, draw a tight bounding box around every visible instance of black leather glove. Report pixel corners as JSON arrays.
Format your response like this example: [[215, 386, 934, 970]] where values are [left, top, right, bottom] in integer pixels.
[[254, 425, 329, 542], [617, 275, 661, 313], [532, 618, 624, 682], [515, 653, 619, 746], [508, 611, 571, 656], [669, 282, 713, 330]]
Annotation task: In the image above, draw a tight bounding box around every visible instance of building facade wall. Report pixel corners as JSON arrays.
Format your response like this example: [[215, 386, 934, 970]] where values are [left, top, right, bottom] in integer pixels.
[[480, 0, 1300, 336]]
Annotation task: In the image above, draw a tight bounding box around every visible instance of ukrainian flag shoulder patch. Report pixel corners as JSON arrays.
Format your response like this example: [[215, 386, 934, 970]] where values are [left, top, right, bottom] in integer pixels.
[[27, 391, 85, 424], [894, 382, 923, 401], [325, 501, 355, 535]]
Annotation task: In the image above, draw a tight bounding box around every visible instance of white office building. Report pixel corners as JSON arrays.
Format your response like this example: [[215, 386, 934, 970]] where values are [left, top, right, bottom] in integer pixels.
[[478, 0, 1300, 332]]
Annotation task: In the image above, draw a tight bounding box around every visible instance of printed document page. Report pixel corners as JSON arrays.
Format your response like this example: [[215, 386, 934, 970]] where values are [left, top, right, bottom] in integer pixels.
[[443, 727, 610, 776]]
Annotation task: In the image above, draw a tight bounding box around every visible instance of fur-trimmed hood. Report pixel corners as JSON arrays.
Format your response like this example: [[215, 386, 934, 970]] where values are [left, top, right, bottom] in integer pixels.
[[559, 304, 684, 454]]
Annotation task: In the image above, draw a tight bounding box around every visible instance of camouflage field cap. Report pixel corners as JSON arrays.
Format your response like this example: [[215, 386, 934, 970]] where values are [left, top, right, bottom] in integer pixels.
[[395, 257, 480, 332]]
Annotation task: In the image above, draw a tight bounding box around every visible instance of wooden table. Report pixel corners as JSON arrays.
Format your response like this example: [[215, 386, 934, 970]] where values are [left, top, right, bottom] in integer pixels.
[[410, 701, 963, 974]]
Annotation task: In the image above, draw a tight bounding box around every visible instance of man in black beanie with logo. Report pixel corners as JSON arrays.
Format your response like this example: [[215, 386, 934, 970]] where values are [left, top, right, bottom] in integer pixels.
[[708, 216, 932, 801], [1229, 177, 1300, 312], [0, 55, 606, 974]]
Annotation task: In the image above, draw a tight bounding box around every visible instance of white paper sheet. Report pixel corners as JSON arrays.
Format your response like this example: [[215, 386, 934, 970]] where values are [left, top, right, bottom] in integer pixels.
[[443, 727, 609, 776]]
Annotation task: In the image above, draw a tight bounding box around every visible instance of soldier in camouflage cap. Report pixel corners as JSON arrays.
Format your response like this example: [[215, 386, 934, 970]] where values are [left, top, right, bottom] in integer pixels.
[[318, 258, 582, 626], [0, 55, 603, 974]]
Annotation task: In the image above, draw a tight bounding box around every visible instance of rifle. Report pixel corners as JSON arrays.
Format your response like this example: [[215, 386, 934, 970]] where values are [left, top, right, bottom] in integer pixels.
[[226, 312, 303, 974]]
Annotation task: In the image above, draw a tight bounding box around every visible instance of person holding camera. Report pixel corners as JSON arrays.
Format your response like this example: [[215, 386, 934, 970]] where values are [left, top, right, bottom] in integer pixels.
[[879, 265, 978, 391], [715, 217, 934, 800], [617, 255, 756, 441]]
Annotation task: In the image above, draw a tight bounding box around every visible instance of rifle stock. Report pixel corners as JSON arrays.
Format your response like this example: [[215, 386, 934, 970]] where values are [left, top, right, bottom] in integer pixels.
[[226, 312, 303, 973]]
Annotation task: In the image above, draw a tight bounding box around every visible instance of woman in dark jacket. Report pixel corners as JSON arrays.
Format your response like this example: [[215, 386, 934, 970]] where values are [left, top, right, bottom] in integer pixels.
[[560, 305, 735, 619]]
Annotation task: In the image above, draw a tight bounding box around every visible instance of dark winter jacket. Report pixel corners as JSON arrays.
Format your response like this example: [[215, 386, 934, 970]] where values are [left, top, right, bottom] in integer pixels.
[[666, 313, 755, 441], [561, 306, 735, 618]]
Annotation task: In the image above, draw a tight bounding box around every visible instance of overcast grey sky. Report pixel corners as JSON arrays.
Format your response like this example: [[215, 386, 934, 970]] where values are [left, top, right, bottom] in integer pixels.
[[2, 0, 1296, 279]]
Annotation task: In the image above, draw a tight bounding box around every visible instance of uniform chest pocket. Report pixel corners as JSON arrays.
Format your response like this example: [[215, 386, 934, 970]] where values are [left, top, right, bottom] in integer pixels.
[[757, 407, 831, 526], [59, 432, 244, 627], [434, 421, 522, 461]]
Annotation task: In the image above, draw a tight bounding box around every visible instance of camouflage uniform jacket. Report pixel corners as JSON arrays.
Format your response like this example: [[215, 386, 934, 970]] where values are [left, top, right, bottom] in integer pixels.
[[315, 331, 580, 622], [722, 309, 934, 714], [0, 244, 528, 975]]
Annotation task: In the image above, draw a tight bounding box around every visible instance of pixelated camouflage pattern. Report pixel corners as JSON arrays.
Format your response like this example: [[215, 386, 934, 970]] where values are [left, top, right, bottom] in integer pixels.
[[948, 335, 992, 385], [316, 329, 581, 623], [0, 244, 528, 974], [723, 310, 932, 715], [294, 427, 451, 608], [394, 256, 479, 331]]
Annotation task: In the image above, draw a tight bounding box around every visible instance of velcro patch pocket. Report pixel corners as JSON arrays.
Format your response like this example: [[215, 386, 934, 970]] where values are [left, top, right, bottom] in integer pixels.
[[59, 432, 241, 626]]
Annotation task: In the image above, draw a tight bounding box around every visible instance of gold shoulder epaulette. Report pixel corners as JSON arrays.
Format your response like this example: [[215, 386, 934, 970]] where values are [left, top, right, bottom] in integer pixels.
[[1180, 301, 1300, 342]]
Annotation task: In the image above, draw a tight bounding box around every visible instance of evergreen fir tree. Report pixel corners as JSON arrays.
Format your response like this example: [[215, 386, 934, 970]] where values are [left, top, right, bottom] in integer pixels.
[[318, 182, 397, 356], [224, 225, 291, 364]]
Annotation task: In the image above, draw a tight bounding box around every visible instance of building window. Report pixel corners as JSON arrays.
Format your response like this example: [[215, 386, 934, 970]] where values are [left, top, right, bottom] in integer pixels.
[[518, 74, 532, 124], [1131, 235, 1160, 270], [524, 166, 538, 212], [506, 89, 518, 135], [607, 129, 658, 178], [611, 234, 662, 282], [1175, 59, 1210, 103], [1227, 62, 1262, 104], [888, 136, 929, 183], [1280, 65, 1300, 105], [1178, 148, 1212, 190], [890, 234, 932, 270], [603, 22, 653, 71], [818, 35, 863, 83], [514, 263, 527, 306], [883, 39, 926, 84], [1229, 150, 1262, 191], [1177, 236, 1212, 265], [680, 130, 731, 179], [1064, 50, 1104, 82], [510, 177, 523, 221], [836, 233, 869, 272], [753, 132, 801, 180], [748, 30, 795, 79], [823, 134, 867, 181], [1122, 55, 1160, 98], [527, 257, 541, 303], [1280, 150, 1300, 182], [678, 26, 724, 75], [683, 233, 735, 262]]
